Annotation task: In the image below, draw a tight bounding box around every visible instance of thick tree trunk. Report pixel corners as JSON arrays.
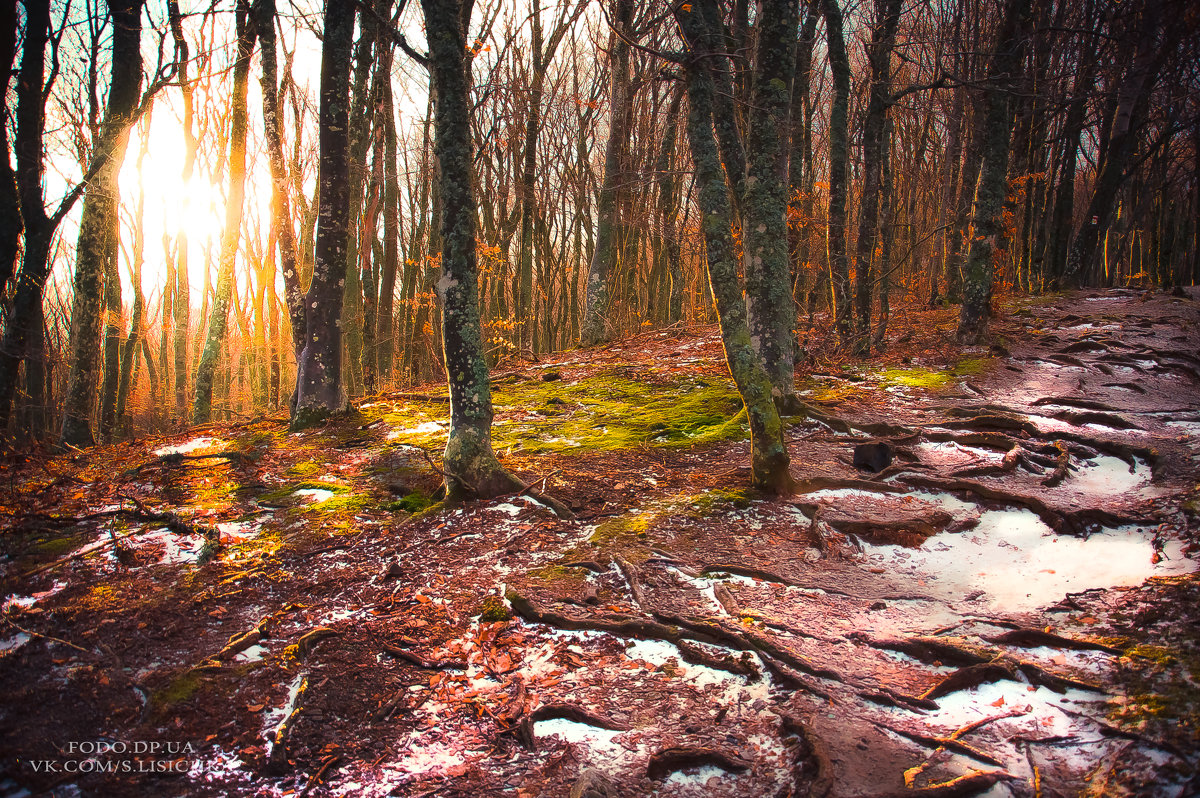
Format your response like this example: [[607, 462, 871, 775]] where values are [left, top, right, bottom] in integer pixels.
[[742, 0, 799, 398], [788, 4, 819, 313], [956, 0, 1030, 344], [0, 0, 50, 436], [292, 0, 356, 427], [580, 0, 633, 346], [422, 0, 523, 499], [821, 0, 852, 342], [677, 0, 793, 494], [61, 0, 144, 448], [193, 0, 256, 424]]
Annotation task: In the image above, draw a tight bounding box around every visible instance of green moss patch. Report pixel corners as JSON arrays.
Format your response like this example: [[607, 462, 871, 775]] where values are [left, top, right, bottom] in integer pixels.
[[491, 371, 746, 454]]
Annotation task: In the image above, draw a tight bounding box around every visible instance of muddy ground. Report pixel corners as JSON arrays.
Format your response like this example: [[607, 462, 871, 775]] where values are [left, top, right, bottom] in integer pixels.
[[1, 287, 1199, 798]]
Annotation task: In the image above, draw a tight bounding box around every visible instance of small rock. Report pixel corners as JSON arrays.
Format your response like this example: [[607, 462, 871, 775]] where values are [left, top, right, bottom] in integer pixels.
[[869, 601, 887, 611], [542, 370, 562, 382], [382, 560, 403, 579], [853, 441, 893, 473]]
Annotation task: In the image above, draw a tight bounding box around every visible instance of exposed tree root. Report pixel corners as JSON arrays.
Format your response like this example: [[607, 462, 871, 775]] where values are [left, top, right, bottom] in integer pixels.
[[646, 746, 750, 781], [984, 628, 1123, 655], [849, 634, 993, 667], [677, 639, 760, 679], [287, 628, 338, 661], [380, 642, 467, 671], [1040, 442, 1071, 487], [861, 770, 1015, 798], [777, 714, 835, 798], [875, 721, 1005, 766], [1030, 396, 1119, 412], [859, 689, 940, 712], [211, 615, 275, 663], [919, 657, 1103, 701], [266, 675, 308, 775]]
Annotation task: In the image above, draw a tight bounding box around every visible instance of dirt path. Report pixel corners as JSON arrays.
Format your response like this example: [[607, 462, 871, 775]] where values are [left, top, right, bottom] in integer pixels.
[[1, 288, 1198, 797]]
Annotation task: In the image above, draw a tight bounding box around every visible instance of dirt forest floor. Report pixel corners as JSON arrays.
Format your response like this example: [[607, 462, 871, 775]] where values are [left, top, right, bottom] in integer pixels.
[[2, 287, 1200, 798]]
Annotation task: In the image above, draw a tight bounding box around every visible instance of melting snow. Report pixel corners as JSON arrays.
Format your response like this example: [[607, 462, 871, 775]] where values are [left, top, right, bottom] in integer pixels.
[[867, 510, 1195, 611], [153, 437, 222, 456], [0, 633, 32, 656], [294, 488, 335, 504]]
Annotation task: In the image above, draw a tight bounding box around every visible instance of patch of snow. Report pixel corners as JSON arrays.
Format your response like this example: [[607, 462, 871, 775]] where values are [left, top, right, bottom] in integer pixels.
[[153, 437, 222, 456], [1065, 455, 1149, 496], [0, 633, 32, 656], [391, 421, 444, 436], [865, 510, 1195, 612], [3, 580, 67, 612], [491, 502, 522, 516], [661, 763, 733, 788], [217, 521, 261, 542], [294, 488, 335, 504], [234, 644, 267, 663], [263, 673, 306, 745]]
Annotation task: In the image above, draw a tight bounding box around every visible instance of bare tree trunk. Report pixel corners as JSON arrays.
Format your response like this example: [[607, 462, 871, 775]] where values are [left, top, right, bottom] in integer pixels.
[[852, 0, 902, 355], [956, 0, 1030, 344], [422, 0, 523, 499], [193, 0, 256, 423], [743, 0, 799, 399], [821, 0, 852, 343], [676, 0, 793, 494], [581, 0, 633, 346], [292, 0, 356, 427], [254, 0, 306, 362], [61, 0, 144, 448]]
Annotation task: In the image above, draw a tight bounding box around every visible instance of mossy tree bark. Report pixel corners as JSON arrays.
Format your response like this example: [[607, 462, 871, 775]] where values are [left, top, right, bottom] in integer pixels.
[[956, 0, 1030, 344], [676, 0, 793, 494], [60, 0, 144, 448], [193, 0, 256, 424], [422, 0, 523, 500], [581, 0, 634, 347], [852, 0, 901, 355], [292, 0, 356, 428], [821, 0, 852, 344], [742, 0, 799, 401]]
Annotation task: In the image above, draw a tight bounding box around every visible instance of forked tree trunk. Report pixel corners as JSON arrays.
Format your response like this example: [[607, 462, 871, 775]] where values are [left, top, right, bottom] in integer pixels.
[[677, 0, 793, 494]]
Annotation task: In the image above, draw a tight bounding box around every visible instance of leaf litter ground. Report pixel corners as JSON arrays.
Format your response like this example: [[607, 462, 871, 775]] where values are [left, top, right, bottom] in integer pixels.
[[1, 287, 1199, 797]]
